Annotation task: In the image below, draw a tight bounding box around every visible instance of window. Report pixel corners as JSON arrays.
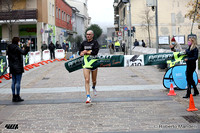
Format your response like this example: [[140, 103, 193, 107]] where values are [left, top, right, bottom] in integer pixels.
[[62, 11, 64, 20], [56, 7, 58, 18], [49, 3, 51, 16], [52, 4, 55, 17], [67, 15, 69, 23], [64, 12, 66, 21], [123, 7, 126, 18], [59, 9, 61, 19]]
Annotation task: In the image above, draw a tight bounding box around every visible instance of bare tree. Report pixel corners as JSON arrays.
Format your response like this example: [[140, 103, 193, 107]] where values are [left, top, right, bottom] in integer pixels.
[[185, 0, 200, 22], [0, 0, 20, 41], [140, 8, 154, 48], [185, 0, 200, 33]]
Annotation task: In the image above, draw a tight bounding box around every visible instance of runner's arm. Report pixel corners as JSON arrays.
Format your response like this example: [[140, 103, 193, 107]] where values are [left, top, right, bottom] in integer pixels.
[[78, 42, 84, 55]]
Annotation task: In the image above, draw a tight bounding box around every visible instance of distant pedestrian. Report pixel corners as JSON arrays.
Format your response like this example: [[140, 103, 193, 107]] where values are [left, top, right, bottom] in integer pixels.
[[66, 41, 69, 52], [41, 41, 47, 51], [41, 41, 48, 59], [111, 43, 114, 50], [134, 39, 139, 47], [109, 43, 114, 54], [62, 42, 67, 58], [7, 37, 31, 102], [121, 41, 125, 53], [183, 37, 199, 98], [115, 40, 120, 52], [56, 41, 62, 49], [48, 41, 55, 59], [142, 40, 146, 47], [62, 42, 66, 51], [169, 37, 182, 52]]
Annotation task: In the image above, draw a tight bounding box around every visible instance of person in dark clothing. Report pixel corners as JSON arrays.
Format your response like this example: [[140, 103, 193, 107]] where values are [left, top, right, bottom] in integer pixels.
[[62, 42, 67, 58], [66, 41, 69, 52], [121, 41, 125, 53], [79, 30, 99, 103], [7, 37, 30, 102], [56, 41, 62, 49], [134, 39, 139, 46], [62, 42, 66, 52], [111, 43, 114, 50], [41, 41, 47, 58], [48, 41, 55, 59], [183, 37, 199, 98], [109, 43, 114, 54], [142, 40, 146, 47], [41, 41, 48, 51]]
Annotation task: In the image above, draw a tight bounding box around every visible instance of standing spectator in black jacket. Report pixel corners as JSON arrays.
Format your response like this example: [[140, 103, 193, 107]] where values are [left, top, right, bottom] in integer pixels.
[[142, 40, 146, 47], [56, 41, 62, 49], [133, 39, 139, 47], [183, 37, 199, 98], [48, 41, 55, 59], [41, 41, 47, 59], [41, 41, 48, 51], [7, 37, 31, 102]]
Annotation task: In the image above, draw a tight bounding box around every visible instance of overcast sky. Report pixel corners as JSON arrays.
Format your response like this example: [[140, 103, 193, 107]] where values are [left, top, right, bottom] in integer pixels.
[[87, 0, 114, 33]]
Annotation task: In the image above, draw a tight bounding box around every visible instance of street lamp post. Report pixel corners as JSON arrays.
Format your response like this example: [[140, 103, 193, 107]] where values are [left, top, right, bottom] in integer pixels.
[[155, 0, 159, 53], [128, 1, 133, 55]]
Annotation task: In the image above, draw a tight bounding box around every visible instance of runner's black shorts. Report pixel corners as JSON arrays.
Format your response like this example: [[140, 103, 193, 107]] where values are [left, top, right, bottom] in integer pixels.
[[85, 67, 98, 71]]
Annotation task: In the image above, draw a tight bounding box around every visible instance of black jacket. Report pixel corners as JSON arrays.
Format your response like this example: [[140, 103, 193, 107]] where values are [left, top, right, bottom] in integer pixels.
[[79, 40, 99, 55], [185, 47, 198, 66], [7, 44, 30, 74], [49, 43, 55, 51]]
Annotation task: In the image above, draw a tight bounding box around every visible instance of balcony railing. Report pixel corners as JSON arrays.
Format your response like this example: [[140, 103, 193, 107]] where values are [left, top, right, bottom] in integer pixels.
[[0, 9, 38, 20]]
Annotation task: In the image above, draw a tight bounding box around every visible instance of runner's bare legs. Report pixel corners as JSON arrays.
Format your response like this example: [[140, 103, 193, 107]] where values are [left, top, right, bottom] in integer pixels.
[[83, 68, 91, 95], [92, 69, 98, 86], [92, 69, 98, 96]]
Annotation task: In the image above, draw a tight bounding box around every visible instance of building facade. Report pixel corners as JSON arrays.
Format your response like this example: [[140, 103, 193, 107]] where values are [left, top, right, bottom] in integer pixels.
[[55, 0, 73, 45], [0, 0, 77, 52], [113, 0, 199, 48], [107, 27, 116, 44], [67, 0, 90, 39], [0, 0, 38, 51]]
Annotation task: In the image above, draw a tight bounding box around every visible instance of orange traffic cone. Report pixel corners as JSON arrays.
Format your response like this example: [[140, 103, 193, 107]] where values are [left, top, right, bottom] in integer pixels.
[[187, 94, 198, 111], [168, 83, 176, 96]]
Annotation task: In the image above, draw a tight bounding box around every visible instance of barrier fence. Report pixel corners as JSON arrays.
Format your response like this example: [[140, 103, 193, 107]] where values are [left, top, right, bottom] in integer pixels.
[[0, 49, 66, 82]]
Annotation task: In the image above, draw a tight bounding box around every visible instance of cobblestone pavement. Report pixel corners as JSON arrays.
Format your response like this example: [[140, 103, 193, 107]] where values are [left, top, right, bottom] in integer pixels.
[[0, 61, 200, 133]]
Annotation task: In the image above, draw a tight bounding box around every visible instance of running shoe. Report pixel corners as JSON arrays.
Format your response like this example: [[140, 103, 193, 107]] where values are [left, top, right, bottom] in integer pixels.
[[86, 97, 91, 103], [93, 89, 97, 96]]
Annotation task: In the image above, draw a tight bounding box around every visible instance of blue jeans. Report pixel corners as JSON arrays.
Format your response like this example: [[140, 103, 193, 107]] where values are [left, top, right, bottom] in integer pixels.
[[11, 74, 22, 95]]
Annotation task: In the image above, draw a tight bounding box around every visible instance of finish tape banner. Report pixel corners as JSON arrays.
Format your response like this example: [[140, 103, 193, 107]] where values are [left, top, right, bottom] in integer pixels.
[[65, 55, 124, 73], [0, 56, 8, 76], [65, 52, 186, 73]]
